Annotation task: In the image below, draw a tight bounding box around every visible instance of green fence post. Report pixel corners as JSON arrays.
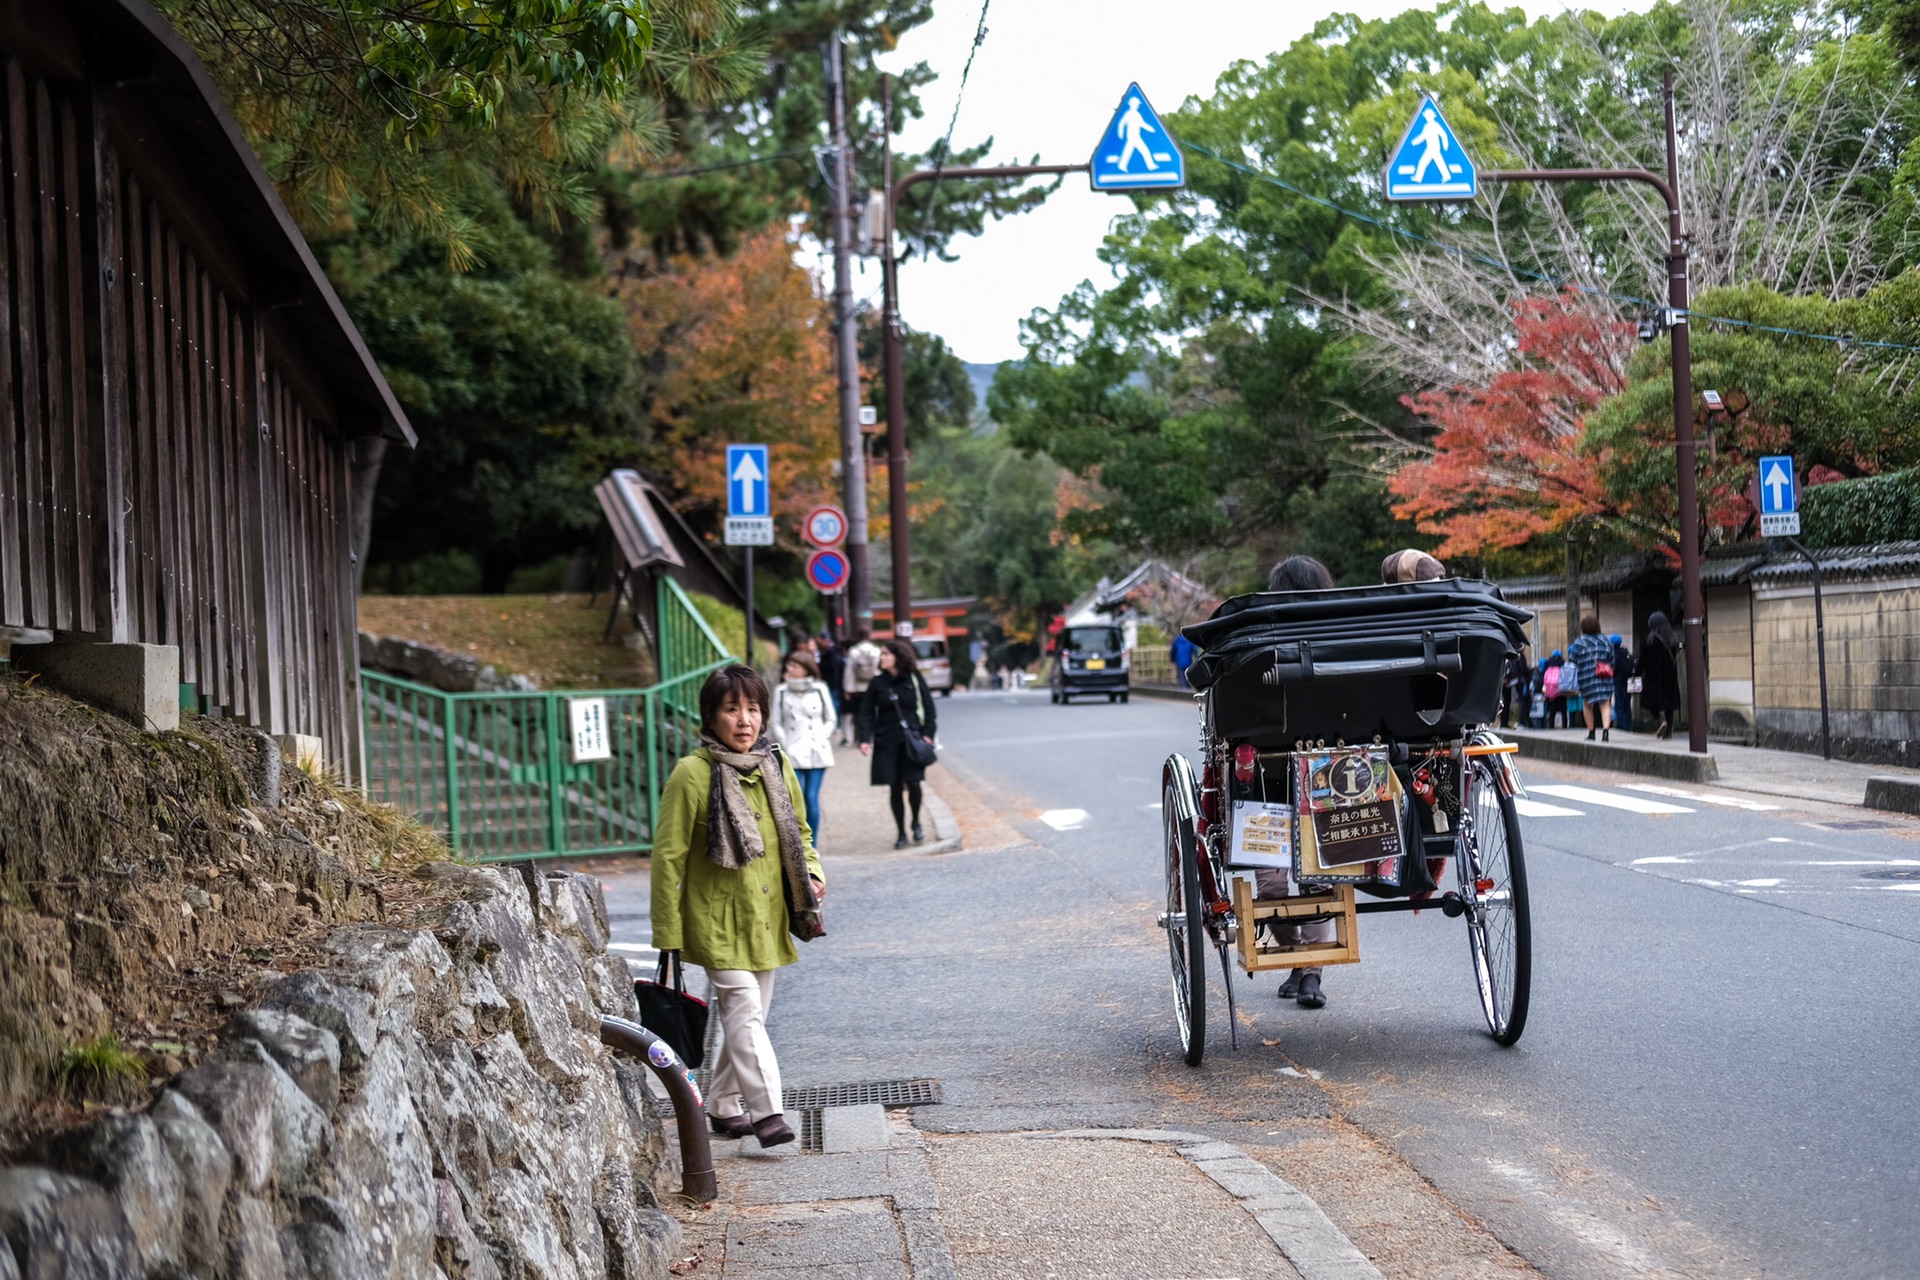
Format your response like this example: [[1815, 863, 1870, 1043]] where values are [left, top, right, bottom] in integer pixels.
[[645, 690, 660, 849], [442, 692, 463, 853], [545, 692, 566, 857]]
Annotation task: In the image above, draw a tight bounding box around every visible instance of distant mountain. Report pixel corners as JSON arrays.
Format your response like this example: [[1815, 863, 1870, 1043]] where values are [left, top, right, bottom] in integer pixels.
[[963, 362, 1001, 424]]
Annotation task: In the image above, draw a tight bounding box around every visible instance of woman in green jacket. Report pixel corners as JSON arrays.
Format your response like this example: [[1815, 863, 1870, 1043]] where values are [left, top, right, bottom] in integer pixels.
[[652, 665, 826, 1148]]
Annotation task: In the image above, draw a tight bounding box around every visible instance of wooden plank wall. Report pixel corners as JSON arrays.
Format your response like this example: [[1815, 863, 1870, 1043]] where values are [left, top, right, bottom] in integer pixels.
[[0, 55, 360, 777]]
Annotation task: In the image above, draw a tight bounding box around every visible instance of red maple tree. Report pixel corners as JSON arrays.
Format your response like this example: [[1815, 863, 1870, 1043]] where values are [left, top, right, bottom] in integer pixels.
[[1389, 292, 1633, 559]]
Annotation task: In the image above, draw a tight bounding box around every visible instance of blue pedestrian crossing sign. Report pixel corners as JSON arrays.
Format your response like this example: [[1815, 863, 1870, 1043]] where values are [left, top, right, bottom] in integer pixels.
[[1383, 96, 1476, 202], [1089, 83, 1184, 192], [726, 443, 770, 517]]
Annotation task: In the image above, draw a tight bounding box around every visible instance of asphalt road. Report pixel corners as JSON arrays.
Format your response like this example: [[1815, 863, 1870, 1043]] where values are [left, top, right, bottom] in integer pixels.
[[908, 689, 1920, 1280]]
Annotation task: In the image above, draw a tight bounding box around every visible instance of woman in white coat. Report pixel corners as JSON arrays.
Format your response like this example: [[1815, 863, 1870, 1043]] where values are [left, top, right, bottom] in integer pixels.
[[771, 650, 837, 847]]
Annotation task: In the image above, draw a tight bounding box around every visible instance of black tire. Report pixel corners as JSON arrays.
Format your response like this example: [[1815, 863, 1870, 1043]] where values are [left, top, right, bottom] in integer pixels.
[[1163, 758, 1207, 1066], [1108, 693, 1118, 704], [940, 687, 952, 698], [1462, 760, 1532, 1044], [1050, 689, 1060, 704], [1121, 692, 1130, 704]]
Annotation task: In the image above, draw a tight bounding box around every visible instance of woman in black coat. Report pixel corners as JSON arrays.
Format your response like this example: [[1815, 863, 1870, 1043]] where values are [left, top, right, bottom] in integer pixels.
[[857, 639, 938, 848], [1638, 612, 1682, 739]]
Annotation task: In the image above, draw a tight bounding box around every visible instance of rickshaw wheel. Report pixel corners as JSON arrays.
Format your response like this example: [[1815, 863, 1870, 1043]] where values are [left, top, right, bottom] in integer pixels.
[[1162, 756, 1207, 1066], [1462, 759, 1532, 1045]]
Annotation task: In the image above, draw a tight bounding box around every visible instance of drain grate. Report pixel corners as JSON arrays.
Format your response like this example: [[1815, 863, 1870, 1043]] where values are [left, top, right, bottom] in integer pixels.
[[1864, 866, 1920, 880], [783, 1078, 942, 1110], [797, 1109, 823, 1151]]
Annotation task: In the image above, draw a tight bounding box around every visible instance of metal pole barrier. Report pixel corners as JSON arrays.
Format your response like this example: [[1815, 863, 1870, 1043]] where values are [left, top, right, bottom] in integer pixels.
[[599, 1016, 717, 1203], [1786, 537, 1832, 759], [744, 547, 754, 666]]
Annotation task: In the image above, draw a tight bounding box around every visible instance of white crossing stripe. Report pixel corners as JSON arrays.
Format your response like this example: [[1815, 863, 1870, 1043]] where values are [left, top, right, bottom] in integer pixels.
[[1528, 783, 1693, 814], [1039, 808, 1090, 831], [1623, 783, 1780, 811], [1514, 796, 1585, 817]]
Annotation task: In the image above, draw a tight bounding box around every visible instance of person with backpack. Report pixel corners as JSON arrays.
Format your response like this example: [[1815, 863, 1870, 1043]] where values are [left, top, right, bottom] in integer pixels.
[[816, 634, 847, 738], [840, 629, 883, 746], [856, 639, 937, 849], [1541, 651, 1568, 728], [771, 650, 836, 848]]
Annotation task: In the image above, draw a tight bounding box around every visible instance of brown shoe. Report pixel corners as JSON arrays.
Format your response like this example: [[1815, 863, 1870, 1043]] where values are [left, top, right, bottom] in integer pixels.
[[708, 1112, 752, 1139], [753, 1113, 796, 1148]]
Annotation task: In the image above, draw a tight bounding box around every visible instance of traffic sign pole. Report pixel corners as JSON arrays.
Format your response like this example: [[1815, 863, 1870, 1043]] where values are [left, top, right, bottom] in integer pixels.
[[1455, 72, 1711, 752]]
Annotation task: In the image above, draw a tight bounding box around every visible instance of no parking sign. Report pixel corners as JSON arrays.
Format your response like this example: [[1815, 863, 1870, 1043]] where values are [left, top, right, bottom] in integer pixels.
[[805, 548, 849, 594]]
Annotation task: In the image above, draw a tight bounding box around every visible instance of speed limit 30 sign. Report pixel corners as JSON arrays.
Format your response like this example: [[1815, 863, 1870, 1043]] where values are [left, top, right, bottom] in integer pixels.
[[803, 504, 848, 549]]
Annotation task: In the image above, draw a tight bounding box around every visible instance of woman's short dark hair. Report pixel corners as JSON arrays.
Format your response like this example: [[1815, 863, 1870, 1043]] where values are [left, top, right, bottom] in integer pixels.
[[1580, 613, 1601, 635], [782, 649, 820, 679], [699, 665, 770, 736], [1268, 555, 1336, 592], [882, 637, 919, 675]]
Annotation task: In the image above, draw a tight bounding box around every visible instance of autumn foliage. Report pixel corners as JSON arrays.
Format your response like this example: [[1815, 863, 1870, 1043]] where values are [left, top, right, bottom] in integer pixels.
[[1389, 293, 1632, 558], [618, 228, 846, 546]]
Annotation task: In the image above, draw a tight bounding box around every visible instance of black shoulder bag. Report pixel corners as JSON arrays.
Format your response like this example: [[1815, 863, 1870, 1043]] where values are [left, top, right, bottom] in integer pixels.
[[891, 677, 938, 768], [633, 951, 708, 1068]]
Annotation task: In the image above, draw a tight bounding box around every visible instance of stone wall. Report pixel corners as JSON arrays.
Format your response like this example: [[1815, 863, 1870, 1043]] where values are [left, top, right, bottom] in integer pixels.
[[1752, 576, 1920, 766], [0, 866, 681, 1280]]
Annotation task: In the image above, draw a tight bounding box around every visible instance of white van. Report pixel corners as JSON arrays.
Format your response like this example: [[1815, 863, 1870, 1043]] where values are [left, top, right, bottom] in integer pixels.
[[912, 637, 953, 696]]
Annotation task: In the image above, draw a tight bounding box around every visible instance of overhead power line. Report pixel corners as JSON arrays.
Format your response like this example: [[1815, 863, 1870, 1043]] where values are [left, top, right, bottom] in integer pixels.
[[1176, 137, 1920, 356], [631, 150, 808, 181], [916, 0, 992, 256]]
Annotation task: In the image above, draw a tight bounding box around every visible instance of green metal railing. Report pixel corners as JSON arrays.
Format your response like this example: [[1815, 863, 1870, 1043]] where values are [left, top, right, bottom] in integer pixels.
[[359, 578, 735, 861]]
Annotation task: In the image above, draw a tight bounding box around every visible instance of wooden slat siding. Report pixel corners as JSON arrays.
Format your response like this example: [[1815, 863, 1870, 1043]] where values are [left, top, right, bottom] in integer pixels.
[[24, 75, 55, 625], [326, 440, 348, 772], [292, 402, 314, 736], [145, 192, 172, 647], [192, 260, 217, 705], [87, 123, 128, 642], [224, 300, 251, 719], [0, 62, 20, 625], [243, 311, 283, 735], [59, 92, 94, 634], [178, 237, 203, 686], [19, 70, 50, 625], [124, 173, 155, 639], [39, 85, 74, 631], [161, 221, 188, 667], [210, 288, 233, 712]]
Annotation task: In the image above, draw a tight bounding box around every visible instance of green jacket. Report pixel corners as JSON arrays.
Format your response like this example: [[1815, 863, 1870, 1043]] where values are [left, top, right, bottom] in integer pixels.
[[650, 747, 824, 971]]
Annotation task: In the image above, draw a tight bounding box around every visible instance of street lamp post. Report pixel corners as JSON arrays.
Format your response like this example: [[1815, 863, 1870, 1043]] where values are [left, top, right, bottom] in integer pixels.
[[880, 159, 1088, 635], [1482, 71, 1710, 752]]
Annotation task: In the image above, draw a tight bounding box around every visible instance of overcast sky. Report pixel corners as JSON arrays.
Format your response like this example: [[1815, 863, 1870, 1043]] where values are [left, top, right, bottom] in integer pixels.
[[835, 0, 1647, 365]]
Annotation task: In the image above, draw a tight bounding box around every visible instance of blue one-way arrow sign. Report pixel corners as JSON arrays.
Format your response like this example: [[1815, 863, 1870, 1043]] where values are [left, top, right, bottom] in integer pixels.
[[1758, 454, 1800, 537], [1089, 83, 1184, 192], [1383, 96, 1476, 201], [727, 444, 769, 517]]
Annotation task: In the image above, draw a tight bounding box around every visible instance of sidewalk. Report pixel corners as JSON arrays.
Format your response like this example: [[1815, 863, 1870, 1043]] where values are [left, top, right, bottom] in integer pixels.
[[670, 1115, 1390, 1280], [812, 737, 961, 857], [1505, 725, 1920, 810]]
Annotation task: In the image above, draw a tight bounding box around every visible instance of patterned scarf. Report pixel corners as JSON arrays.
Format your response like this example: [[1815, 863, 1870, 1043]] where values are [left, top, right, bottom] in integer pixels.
[[699, 737, 822, 936]]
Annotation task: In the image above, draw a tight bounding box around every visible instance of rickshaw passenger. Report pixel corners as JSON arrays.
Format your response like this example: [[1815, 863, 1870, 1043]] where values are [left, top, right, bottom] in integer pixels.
[[1258, 555, 1341, 1009]]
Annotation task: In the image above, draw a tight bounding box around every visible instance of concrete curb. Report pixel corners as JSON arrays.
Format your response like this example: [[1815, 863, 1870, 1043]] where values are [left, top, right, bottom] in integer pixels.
[[1043, 1129, 1384, 1280], [1506, 729, 1720, 782], [1864, 775, 1920, 815], [918, 783, 964, 854], [1132, 682, 1198, 703]]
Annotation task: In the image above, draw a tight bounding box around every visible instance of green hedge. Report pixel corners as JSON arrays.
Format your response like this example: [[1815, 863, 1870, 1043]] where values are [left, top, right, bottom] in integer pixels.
[[1802, 469, 1920, 548]]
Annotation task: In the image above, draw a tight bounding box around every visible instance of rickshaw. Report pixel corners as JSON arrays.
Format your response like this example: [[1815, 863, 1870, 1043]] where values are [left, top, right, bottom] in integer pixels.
[[1159, 579, 1535, 1063]]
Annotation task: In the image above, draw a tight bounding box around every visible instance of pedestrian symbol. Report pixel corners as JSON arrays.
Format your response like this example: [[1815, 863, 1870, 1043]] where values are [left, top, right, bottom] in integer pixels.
[[1089, 83, 1184, 192], [1382, 96, 1476, 201]]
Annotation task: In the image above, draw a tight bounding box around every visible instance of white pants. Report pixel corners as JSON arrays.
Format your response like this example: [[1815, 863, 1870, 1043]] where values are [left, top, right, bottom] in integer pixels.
[[703, 968, 782, 1122]]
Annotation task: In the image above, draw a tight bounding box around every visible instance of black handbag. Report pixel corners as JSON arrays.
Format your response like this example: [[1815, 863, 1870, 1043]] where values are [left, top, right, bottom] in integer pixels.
[[890, 681, 938, 767], [633, 952, 707, 1068]]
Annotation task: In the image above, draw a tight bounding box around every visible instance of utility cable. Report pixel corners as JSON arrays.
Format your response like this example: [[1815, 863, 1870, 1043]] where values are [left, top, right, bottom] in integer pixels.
[[630, 150, 808, 181], [915, 0, 991, 257], [1177, 137, 1920, 355]]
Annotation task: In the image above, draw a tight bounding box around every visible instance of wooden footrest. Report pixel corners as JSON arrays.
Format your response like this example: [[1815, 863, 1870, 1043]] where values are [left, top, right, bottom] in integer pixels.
[[1234, 878, 1361, 971]]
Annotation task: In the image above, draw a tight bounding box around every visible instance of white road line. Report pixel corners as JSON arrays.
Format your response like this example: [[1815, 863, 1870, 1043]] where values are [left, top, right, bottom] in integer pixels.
[[1632, 856, 1693, 865], [1736, 878, 1784, 887], [1514, 796, 1585, 817], [1622, 783, 1781, 811], [1806, 859, 1920, 866], [607, 942, 658, 953], [1038, 808, 1090, 831], [1529, 783, 1693, 814]]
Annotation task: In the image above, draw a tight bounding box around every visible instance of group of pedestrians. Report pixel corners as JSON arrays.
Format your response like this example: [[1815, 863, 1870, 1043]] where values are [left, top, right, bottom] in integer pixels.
[[1516, 612, 1682, 738]]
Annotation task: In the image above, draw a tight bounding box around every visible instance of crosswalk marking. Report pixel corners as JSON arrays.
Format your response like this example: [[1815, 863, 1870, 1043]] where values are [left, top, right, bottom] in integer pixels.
[[1514, 796, 1585, 817], [1622, 783, 1781, 811], [1527, 783, 1693, 814]]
